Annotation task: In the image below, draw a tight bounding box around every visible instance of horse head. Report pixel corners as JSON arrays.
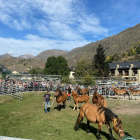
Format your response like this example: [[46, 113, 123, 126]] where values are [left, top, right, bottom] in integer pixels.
[[113, 118, 125, 138], [54, 88, 60, 97]]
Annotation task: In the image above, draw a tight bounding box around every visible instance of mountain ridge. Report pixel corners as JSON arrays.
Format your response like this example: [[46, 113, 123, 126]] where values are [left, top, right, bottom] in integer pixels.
[[1, 23, 140, 72]]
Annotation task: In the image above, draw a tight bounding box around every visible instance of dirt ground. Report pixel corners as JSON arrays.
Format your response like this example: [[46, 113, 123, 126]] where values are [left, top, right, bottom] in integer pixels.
[[112, 104, 140, 115]]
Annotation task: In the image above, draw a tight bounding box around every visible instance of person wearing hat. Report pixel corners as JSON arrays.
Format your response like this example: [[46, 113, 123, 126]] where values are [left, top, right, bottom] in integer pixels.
[[43, 90, 55, 113]]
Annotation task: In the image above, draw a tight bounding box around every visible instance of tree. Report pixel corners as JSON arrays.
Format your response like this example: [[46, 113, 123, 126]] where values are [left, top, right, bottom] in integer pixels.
[[113, 53, 120, 61], [44, 56, 70, 76], [93, 44, 109, 77], [29, 68, 43, 74], [44, 56, 57, 75], [56, 56, 70, 76], [136, 44, 140, 54], [75, 59, 98, 77], [121, 52, 126, 58], [128, 47, 136, 56]]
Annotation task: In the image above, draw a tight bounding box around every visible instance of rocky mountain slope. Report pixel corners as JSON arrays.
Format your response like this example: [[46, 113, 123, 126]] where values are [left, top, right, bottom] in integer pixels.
[[1, 23, 140, 72], [63, 23, 140, 67], [18, 53, 35, 59], [35, 49, 68, 61], [0, 53, 11, 59], [0, 57, 45, 72]]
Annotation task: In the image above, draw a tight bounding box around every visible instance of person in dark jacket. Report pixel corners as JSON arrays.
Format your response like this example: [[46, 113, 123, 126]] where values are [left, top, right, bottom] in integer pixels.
[[43, 90, 55, 113], [67, 86, 71, 100]]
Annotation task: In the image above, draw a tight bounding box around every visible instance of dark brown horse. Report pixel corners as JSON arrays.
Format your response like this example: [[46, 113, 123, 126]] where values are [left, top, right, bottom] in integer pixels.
[[75, 103, 125, 140], [76, 86, 89, 96], [72, 91, 89, 111], [92, 91, 107, 107], [128, 88, 140, 100], [54, 88, 68, 111]]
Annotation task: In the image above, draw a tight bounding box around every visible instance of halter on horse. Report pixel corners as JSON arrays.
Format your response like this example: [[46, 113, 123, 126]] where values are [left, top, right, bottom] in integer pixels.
[[54, 88, 68, 111], [75, 103, 125, 140]]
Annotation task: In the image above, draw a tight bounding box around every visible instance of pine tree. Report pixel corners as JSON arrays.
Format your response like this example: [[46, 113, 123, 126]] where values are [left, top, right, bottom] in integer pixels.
[[93, 44, 109, 77]]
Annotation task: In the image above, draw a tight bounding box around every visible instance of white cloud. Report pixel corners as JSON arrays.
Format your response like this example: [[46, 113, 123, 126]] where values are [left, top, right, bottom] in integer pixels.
[[0, 35, 90, 56], [0, 0, 108, 56], [8, 51, 14, 55]]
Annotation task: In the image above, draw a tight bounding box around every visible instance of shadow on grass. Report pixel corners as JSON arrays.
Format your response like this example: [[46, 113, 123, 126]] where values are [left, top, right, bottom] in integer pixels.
[[76, 123, 117, 140], [124, 131, 134, 137], [53, 105, 66, 111], [69, 106, 81, 110]]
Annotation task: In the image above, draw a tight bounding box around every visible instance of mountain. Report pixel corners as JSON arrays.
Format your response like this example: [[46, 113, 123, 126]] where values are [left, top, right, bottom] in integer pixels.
[[35, 49, 68, 61], [18, 53, 35, 59], [1, 23, 140, 72], [0, 57, 45, 72], [0, 53, 12, 59], [63, 23, 140, 67]]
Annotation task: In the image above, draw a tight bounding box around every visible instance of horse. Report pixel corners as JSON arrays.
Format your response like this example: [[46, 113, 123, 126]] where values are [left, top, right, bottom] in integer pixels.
[[54, 88, 68, 111], [112, 87, 130, 99], [71, 90, 90, 111], [75, 103, 125, 140], [92, 91, 107, 107], [128, 88, 140, 100], [76, 86, 89, 96]]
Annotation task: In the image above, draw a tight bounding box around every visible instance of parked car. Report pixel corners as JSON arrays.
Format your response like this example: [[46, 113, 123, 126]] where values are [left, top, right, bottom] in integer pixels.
[[131, 83, 139, 86]]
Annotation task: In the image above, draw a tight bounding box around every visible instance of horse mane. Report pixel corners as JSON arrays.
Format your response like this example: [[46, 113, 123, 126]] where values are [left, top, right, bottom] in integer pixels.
[[58, 90, 63, 96], [98, 106, 118, 122]]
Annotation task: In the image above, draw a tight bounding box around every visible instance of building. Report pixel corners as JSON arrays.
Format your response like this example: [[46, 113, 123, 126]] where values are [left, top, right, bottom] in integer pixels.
[[69, 66, 75, 79], [109, 61, 140, 84]]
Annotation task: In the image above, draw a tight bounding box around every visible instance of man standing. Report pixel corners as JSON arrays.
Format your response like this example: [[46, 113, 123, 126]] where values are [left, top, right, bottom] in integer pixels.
[[43, 90, 55, 113]]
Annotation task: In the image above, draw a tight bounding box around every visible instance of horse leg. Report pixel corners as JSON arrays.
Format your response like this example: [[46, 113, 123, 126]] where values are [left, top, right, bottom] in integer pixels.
[[97, 122, 102, 140], [63, 101, 65, 109], [86, 120, 91, 134], [106, 122, 114, 140], [64, 100, 66, 108], [76, 102, 79, 111], [73, 103, 76, 111]]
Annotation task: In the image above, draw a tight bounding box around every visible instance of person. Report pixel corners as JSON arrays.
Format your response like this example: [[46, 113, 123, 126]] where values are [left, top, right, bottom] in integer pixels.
[[43, 90, 55, 113], [67, 86, 71, 100]]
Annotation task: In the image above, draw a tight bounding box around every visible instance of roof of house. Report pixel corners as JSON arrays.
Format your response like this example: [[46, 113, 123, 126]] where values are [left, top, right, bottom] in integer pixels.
[[109, 61, 140, 70]]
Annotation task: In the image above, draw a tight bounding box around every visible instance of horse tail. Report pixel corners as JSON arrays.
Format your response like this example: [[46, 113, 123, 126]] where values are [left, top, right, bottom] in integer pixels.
[[75, 113, 84, 131]]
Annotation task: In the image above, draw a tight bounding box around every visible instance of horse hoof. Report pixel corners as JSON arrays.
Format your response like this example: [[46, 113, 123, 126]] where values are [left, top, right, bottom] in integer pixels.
[[97, 136, 102, 140], [86, 129, 91, 134]]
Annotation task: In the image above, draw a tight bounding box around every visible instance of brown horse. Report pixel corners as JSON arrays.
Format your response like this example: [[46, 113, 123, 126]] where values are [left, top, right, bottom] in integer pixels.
[[128, 88, 140, 100], [54, 88, 68, 111], [112, 87, 130, 99], [92, 91, 106, 107], [99, 98, 107, 108], [76, 86, 89, 96], [72, 90, 89, 111], [75, 103, 125, 140]]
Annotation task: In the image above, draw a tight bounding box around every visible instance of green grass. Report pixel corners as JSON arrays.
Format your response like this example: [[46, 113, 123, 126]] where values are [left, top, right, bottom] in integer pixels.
[[0, 92, 140, 140]]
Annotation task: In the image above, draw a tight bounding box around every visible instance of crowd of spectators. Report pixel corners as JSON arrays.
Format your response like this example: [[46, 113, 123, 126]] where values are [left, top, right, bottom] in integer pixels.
[[0, 78, 140, 96]]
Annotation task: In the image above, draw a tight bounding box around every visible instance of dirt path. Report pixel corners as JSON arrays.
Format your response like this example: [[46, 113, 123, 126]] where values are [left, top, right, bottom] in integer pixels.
[[112, 104, 140, 115]]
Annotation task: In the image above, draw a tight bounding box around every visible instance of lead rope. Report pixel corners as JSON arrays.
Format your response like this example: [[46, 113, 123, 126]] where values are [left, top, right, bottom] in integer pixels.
[[49, 99, 55, 107], [44, 99, 56, 108]]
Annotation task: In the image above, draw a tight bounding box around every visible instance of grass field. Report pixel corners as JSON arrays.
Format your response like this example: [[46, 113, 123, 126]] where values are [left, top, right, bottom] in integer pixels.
[[0, 91, 140, 140]]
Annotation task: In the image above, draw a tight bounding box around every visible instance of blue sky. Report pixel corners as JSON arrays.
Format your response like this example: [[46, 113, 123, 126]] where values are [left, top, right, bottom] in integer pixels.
[[0, 0, 140, 57]]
